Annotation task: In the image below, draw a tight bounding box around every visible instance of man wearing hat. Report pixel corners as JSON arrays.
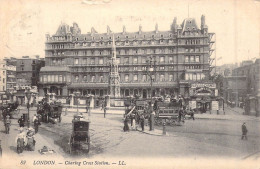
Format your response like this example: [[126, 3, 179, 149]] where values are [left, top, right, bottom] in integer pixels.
[[241, 122, 248, 140], [18, 116, 25, 127], [5, 115, 11, 134]]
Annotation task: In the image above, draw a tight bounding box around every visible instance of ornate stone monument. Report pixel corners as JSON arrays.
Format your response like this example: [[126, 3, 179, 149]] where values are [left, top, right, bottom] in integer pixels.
[[108, 35, 121, 98]]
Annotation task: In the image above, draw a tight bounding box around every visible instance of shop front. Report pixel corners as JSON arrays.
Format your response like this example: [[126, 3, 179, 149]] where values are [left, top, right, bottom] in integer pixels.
[[189, 82, 218, 113]]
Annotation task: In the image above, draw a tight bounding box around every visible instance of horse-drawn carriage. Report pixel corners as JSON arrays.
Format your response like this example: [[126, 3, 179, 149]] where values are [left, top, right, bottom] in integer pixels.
[[37, 100, 62, 123], [69, 115, 90, 154], [1, 101, 19, 119], [154, 97, 185, 126]]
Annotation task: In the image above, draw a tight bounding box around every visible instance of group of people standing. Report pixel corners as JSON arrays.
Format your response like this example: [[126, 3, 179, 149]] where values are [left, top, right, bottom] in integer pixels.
[[123, 102, 155, 132]]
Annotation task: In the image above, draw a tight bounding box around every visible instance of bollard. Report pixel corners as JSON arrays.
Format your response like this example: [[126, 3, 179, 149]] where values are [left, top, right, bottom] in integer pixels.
[[163, 122, 166, 135]]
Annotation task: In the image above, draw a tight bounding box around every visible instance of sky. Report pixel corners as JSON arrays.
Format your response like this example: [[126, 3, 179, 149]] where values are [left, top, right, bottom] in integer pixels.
[[0, 0, 259, 66]]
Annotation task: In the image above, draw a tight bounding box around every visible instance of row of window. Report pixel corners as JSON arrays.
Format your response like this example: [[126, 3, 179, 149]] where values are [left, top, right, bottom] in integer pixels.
[[185, 56, 200, 63], [185, 39, 201, 45], [72, 56, 177, 65], [71, 65, 180, 72], [72, 56, 200, 65], [185, 48, 202, 53], [41, 75, 68, 83], [72, 73, 175, 83], [41, 72, 207, 83], [73, 34, 173, 42], [51, 59, 65, 65], [49, 39, 179, 49], [48, 47, 205, 58], [185, 73, 206, 81]]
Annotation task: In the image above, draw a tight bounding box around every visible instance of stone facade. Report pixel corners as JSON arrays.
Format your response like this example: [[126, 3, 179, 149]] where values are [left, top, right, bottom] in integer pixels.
[[39, 15, 214, 98], [16, 56, 45, 87]]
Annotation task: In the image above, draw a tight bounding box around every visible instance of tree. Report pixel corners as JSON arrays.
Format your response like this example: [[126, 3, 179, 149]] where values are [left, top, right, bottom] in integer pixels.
[[210, 73, 224, 96]]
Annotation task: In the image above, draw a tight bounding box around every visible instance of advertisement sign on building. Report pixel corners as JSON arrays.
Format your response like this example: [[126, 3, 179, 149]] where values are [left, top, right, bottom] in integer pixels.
[[215, 89, 218, 96], [191, 83, 216, 89], [189, 101, 197, 109], [212, 101, 219, 110]]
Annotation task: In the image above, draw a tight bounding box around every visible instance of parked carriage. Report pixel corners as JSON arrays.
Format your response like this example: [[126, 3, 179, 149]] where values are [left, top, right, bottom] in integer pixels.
[[1, 101, 19, 119], [154, 98, 184, 126], [37, 101, 62, 123], [69, 115, 90, 154]]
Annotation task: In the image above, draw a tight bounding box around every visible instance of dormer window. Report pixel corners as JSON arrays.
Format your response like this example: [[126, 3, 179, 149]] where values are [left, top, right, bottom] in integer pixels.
[[76, 38, 78, 41], [92, 37, 95, 40], [189, 21, 192, 24], [109, 37, 112, 39], [169, 34, 172, 37], [101, 37, 103, 40], [134, 35, 137, 39], [60, 27, 62, 30], [144, 35, 145, 38], [152, 35, 154, 38], [126, 36, 128, 38], [117, 36, 120, 39], [161, 35, 163, 38], [84, 37, 87, 40]]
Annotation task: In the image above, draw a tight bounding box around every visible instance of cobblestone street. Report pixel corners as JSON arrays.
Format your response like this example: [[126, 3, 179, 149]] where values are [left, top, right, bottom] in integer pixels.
[[1, 105, 259, 164]]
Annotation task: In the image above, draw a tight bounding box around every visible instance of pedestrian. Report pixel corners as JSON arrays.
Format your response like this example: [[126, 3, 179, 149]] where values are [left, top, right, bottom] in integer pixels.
[[178, 108, 183, 122], [123, 116, 129, 132], [18, 116, 25, 128], [4, 115, 11, 134], [130, 113, 133, 128], [132, 113, 136, 130], [32, 114, 37, 123], [241, 122, 248, 140], [140, 114, 145, 131], [190, 109, 195, 120], [34, 115, 41, 133], [104, 106, 107, 118]]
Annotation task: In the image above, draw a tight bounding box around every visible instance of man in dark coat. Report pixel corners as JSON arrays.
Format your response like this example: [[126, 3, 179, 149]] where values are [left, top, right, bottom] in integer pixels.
[[123, 116, 129, 132], [241, 122, 248, 140], [18, 116, 25, 127], [140, 114, 145, 131], [104, 106, 107, 118]]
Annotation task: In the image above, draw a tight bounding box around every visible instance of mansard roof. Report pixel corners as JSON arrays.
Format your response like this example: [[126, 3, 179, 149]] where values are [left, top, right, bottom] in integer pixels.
[[181, 18, 199, 32], [55, 23, 71, 36], [52, 16, 207, 39]]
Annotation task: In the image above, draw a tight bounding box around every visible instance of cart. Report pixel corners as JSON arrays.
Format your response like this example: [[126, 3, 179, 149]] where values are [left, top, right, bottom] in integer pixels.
[[69, 115, 90, 154]]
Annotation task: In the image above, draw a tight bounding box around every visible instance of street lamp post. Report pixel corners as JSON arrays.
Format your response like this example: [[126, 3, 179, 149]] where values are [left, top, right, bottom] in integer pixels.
[[146, 56, 156, 131], [25, 89, 32, 128], [74, 92, 81, 114]]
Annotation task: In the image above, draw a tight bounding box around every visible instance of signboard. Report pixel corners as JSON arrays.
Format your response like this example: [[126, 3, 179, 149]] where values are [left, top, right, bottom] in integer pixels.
[[191, 83, 216, 89], [189, 101, 197, 109], [215, 89, 218, 96], [212, 101, 219, 110], [115, 100, 124, 107]]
